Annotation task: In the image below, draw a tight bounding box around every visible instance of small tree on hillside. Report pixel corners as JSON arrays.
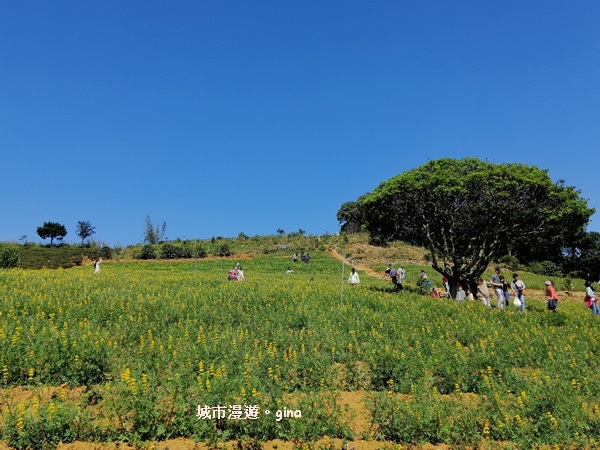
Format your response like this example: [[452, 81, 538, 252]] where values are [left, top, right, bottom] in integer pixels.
[[76, 220, 96, 245], [37, 222, 68, 246], [143, 215, 166, 244]]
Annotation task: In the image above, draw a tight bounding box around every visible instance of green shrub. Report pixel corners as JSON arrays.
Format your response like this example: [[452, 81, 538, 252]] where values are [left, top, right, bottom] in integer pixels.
[[194, 246, 207, 258], [528, 260, 562, 277], [499, 254, 520, 270], [99, 246, 112, 260], [16, 247, 85, 269], [0, 246, 19, 269], [215, 243, 231, 257], [140, 244, 156, 260], [160, 243, 182, 259]]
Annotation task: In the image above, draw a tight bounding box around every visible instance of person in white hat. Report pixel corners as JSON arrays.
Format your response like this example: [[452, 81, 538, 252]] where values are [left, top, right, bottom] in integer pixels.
[[545, 280, 558, 312]]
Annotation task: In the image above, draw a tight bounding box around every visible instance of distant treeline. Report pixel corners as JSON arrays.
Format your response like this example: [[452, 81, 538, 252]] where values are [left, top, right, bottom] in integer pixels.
[[0, 234, 331, 269]]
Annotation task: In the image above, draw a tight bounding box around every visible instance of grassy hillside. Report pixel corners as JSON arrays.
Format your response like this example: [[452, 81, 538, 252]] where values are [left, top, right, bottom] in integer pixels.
[[1, 252, 599, 448]]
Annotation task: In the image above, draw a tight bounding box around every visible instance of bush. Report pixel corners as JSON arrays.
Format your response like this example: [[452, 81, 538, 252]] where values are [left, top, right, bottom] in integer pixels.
[[140, 245, 156, 260], [99, 246, 113, 260], [215, 243, 231, 257], [15, 247, 85, 269], [499, 254, 520, 270], [528, 260, 562, 277], [0, 246, 19, 269], [161, 243, 186, 259], [193, 245, 207, 258]]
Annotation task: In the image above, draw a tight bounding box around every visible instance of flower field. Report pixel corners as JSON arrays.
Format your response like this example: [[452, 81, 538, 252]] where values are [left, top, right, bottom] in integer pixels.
[[1, 252, 600, 449]]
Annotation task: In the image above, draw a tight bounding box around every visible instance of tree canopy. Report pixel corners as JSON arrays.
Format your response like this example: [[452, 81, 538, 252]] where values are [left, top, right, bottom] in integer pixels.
[[143, 215, 166, 245], [37, 221, 68, 246], [76, 220, 96, 245], [353, 158, 594, 295], [337, 193, 369, 234]]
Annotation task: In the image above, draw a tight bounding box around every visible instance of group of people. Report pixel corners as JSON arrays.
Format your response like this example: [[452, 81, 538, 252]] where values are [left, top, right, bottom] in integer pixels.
[[471, 268, 529, 311], [292, 252, 311, 264], [383, 264, 406, 291], [227, 263, 245, 281], [375, 263, 600, 316]]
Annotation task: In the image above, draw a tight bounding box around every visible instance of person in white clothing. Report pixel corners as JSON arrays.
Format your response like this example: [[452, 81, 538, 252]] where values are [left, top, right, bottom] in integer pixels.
[[348, 267, 360, 286], [511, 273, 526, 311], [93, 258, 101, 274], [397, 265, 406, 284]]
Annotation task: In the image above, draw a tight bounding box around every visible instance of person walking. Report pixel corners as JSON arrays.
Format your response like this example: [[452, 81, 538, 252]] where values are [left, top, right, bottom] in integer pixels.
[[397, 265, 406, 285], [93, 258, 101, 274], [545, 280, 558, 312], [442, 276, 450, 296], [490, 267, 505, 310], [348, 267, 360, 286], [476, 276, 492, 308], [390, 266, 399, 291], [585, 281, 600, 315], [511, 273, 527, 311], [500, 275, 510, 307], [384, 264, 392, 278]]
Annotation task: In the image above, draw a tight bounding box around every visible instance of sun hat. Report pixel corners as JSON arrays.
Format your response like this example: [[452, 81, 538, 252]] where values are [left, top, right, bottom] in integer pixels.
[[545, 280, 552, 286]]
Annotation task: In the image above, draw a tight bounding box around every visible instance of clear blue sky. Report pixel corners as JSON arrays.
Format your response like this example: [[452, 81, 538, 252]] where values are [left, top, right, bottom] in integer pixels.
[[1, 1, 599, 246]]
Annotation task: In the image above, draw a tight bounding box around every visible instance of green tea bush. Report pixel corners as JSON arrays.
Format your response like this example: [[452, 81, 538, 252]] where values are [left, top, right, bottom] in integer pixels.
[[140, 244, 156, 259], [99, 246, 113, 260], [0, 246, 19, 269]]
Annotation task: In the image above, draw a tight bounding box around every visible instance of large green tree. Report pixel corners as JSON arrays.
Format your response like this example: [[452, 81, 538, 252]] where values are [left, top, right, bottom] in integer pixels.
[[37, 221, 68, 246], [359, 158, 594, 296], [337, 194, 369, 234]]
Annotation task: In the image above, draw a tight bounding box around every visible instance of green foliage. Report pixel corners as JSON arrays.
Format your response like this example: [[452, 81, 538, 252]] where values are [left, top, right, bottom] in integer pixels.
[[359, 158, 594, 293], [3, 401, 104, 450], [563, 230, 600, 279], [215, 243, 231, 257], [15, 246, 92, 269], [160, 243, 180, 259], [336, 194, 369, 234], [498, 254, 520, 271], [527, 260, 562, 278], [36, 221, 68, 246], [140, 244, 156, 259], [143, 215, 166, 245], [75, 220, 95, 244], [0, 254, 598, 447], [0, 246, 19, 269], [159, 242, 193, 259], [99, 246, 113, 260]]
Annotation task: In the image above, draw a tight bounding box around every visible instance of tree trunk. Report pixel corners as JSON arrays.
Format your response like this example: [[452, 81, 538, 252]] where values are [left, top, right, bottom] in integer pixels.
[[447, 275, 460, 299]]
